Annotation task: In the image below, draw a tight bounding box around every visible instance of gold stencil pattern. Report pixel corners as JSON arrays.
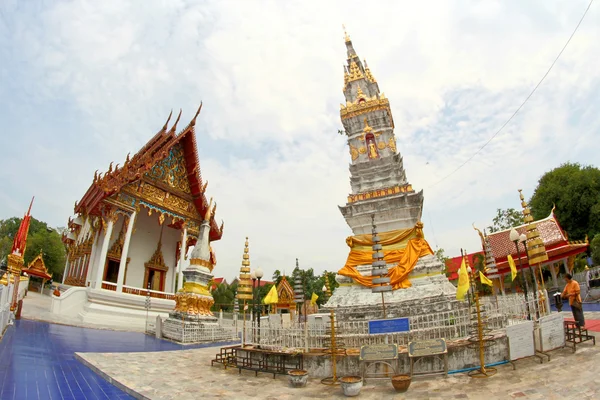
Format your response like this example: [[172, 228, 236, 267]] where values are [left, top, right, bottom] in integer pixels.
[[145, 143, 191, 194]]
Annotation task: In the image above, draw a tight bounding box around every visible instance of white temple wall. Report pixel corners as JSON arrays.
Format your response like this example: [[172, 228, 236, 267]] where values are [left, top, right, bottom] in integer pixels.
[[125, 211, 180, 292]]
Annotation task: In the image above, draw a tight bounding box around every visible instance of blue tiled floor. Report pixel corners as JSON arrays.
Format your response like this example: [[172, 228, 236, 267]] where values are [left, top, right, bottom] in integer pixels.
[[0, 319, 221, 400]]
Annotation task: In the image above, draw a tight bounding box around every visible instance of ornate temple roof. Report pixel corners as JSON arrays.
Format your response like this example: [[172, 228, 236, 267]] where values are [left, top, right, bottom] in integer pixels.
[[22, 251, 52, 280], [276, 276, 295, 305], [486, 210, 587, 273], [74, 105, 223, 241]]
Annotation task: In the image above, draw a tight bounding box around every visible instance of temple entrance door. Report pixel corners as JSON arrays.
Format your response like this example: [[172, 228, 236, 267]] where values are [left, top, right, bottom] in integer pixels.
[[103, 259, 120, 284], [145, 268, 165, 292]]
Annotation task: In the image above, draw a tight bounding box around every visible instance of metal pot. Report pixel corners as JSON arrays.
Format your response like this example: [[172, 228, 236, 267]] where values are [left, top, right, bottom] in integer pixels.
[[340, 376, 363, 397], [288, 369, 309, 388]]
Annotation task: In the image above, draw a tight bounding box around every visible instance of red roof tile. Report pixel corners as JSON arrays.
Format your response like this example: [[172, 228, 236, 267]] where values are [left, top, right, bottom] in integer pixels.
[[487, 211, 587, 274]]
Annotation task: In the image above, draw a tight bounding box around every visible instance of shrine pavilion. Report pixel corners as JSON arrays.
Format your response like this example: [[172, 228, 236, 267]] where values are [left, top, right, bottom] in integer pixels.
[[22, 251, 52, 295], [271, 276, 295, 314], [447, 209, 588, 292], [52, 106, 224, 329], [486, 209, 588, 290]]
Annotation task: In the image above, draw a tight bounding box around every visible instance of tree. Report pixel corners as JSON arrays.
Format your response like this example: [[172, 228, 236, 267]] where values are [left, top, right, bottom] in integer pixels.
[[529, 162, 600, 241], [591, 234, 600, 266], [0, 216, 66, 280], [211, 283, 234, 311], [272, 269, 283, 286], [434, 248, 451, 277], [487, 208, 524, 233], [471, 253, 485, 273]]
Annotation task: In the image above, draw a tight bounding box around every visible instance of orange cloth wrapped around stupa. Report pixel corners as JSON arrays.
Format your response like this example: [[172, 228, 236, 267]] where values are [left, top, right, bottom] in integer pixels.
[[337, 222, 434, 289]]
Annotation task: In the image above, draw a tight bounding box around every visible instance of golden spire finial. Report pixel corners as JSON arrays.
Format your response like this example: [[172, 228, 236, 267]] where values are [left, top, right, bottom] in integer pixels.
[[343, 24, 350, 43]]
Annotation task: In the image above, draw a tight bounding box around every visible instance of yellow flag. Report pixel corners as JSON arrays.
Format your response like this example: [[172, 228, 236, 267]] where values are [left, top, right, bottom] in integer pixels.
[[508, 254, 518, 281], [310, 292, 319, 305], [456, 256, 470, 301], [263, 285, 279, 305], [479, 271, 493, 287]]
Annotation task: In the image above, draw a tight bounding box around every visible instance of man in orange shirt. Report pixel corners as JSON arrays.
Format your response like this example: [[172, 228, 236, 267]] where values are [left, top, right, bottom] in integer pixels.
[[562, 273, 585, 327]]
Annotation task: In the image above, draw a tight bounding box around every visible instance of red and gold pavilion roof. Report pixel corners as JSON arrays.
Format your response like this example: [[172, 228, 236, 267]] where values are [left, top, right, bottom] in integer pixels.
[[487, 210, 587, 274], [73, 105, 223, 241], [22, 252, 52, 281]]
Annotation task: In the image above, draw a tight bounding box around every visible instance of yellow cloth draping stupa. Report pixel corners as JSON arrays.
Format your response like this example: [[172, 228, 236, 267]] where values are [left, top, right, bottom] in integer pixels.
[[338, 222, 434, 290]]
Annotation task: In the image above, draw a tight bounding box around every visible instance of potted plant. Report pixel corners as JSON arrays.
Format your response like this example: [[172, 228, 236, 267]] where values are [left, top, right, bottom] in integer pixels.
[[340, 375, 363, 397], [288, 369, 309, 388], [391, 374, 411, 393]]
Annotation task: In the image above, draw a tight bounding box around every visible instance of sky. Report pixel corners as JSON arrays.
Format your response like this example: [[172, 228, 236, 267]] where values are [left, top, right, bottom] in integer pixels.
[[1, 0, 599, 283]]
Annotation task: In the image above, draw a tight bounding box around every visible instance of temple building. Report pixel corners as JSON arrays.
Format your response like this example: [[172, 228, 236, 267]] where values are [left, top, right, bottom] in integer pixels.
[[52, 106, 224, 330], [325, 32, 456, 320]]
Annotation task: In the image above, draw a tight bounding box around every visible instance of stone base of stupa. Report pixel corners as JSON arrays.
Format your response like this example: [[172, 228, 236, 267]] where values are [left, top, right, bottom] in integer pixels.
[[162, 312, 236, 344], [323, 254, 458, 321]]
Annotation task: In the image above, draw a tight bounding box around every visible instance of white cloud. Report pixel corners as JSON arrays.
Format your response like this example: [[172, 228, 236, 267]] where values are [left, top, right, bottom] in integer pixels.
[[1, 0, 599, 281]]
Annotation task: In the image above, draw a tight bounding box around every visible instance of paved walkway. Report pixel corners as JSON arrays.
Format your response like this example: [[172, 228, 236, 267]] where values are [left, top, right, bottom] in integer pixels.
[[0, 319, 236, 400], [77, 336, 600, 400]]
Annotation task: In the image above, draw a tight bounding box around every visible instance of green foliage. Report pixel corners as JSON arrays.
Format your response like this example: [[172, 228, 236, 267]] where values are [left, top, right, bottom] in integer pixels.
[[290, 267, 339, 307], [434, 248, 451, 277], [591, 234, 600, 266], [0, 216, 66, 281], [272, 269, 283, 286], [487, 208, 524, 233], [211, 283, 234, 311], [471, 253, 485, 273], [573, 254, 589, 273], [529, 162, 600, 240]]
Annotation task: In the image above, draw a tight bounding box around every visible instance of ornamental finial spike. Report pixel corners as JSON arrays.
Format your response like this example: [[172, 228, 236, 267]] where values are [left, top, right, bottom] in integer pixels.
[[169, 109, 182, 134], [343, 24, 350, 43], [204, 197, 213, 221], [162, 109, 173, 131], [190, 102, 203, 126]]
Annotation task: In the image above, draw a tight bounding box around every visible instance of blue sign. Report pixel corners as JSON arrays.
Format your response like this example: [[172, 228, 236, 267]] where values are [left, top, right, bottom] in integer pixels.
[[368, 317, 410, 334]]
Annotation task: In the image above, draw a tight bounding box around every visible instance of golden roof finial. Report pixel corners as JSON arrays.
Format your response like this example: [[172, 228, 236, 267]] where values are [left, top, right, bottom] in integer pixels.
[[343, 24, 350, 43]]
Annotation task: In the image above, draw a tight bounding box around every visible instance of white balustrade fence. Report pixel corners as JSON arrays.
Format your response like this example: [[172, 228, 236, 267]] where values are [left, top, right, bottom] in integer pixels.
[[0, 277, 29, 338], [0, 285, 11, 337], [240, 293, 547, 352], [145, 293, 548, 347]]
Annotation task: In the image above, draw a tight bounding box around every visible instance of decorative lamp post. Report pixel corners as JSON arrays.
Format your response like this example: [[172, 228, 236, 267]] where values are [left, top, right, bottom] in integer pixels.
[[255, 267, 263, 347], [510, 228, 531, 320]]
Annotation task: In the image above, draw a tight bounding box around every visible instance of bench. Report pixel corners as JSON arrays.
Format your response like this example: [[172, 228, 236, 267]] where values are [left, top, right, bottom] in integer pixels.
[[212, 345, 303, 378]]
